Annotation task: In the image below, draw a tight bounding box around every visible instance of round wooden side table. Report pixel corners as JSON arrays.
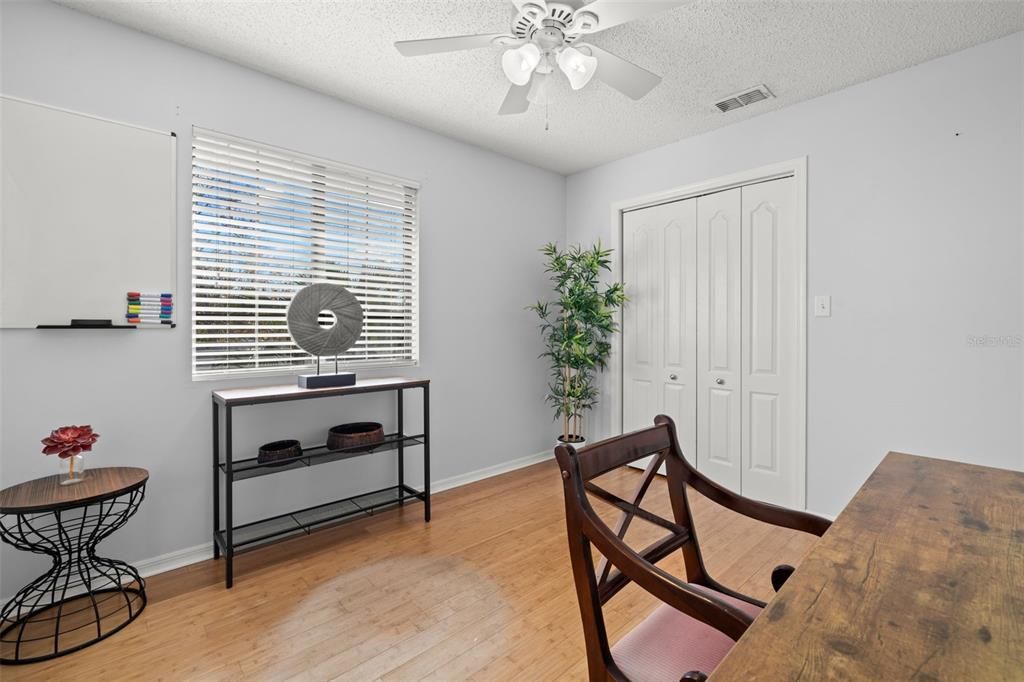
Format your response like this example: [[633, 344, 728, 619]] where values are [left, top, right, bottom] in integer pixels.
[[0, 467, 149, 665]]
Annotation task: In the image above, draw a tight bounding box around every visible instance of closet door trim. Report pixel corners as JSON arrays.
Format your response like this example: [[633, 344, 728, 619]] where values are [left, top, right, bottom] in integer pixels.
[[610, 157, 807, 509]]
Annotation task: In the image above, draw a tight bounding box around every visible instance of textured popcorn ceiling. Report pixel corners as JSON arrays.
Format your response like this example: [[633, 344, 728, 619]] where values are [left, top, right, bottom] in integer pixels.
[[56, 0, 1024, 174]]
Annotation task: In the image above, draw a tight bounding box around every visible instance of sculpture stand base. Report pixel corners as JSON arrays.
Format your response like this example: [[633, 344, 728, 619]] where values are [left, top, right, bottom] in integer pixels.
[[298, 372, 356, 389]]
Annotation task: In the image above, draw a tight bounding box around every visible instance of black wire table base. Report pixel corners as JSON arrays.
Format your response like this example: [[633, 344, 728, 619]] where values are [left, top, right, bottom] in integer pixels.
[[0, 485, 147, 664]]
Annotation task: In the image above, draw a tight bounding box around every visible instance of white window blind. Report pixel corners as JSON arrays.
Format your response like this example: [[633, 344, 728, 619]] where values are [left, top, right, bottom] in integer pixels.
[[191, 128, 418, 378]]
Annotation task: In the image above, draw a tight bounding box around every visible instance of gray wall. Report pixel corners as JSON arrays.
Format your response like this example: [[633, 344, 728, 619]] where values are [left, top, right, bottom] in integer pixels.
[[564, 31, 1024, 516], [0, 1, 565, 593], [2, 1, 1020, 595]]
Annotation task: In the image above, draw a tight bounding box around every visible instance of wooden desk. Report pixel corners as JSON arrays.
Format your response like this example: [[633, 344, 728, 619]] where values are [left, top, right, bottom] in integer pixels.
[[712, 452, 1024, 680]]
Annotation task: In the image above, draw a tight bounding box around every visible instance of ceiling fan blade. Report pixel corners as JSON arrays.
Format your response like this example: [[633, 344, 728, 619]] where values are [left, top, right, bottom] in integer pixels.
[[395, 33, 514, 57], [582, 44, 661, 100], [499, 82, 532, 115], [576, 0, 690, 33]]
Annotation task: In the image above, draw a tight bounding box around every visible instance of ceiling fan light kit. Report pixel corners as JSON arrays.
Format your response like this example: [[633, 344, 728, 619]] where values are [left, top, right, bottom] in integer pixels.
[[395, 0, 688, 114], [502, 43, 542, 85], [557, 46, 597, 90]]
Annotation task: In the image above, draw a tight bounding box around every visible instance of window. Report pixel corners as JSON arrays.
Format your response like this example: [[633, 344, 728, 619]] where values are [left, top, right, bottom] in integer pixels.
[[191, 128, 418, 378]]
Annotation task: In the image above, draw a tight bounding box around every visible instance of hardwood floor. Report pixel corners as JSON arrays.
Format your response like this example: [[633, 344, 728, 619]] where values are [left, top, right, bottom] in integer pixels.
[[5, 459, 816, 681]]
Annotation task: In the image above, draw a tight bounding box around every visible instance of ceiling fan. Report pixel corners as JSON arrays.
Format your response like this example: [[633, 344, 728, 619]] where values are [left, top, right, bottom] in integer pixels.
[[395, 0, 687, 115]]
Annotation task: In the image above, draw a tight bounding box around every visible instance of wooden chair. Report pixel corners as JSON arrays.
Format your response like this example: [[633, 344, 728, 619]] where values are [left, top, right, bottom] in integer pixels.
[[554, 415, 831, 682]]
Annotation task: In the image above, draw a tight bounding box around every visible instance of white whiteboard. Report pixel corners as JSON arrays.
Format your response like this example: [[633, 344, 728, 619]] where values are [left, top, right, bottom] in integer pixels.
[[0, 96, 176, 328]]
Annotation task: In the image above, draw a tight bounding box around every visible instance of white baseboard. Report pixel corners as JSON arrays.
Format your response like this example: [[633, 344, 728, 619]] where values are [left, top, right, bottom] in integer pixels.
[[128, 448, 554, 580], [1, 542, 219, 607], [805, 508, 837, 522], [3, 449, 556, 604], [415, 449, 553, 495], [4, 451, 835, 605], [134, 541, 215, 578], [129, 486, 831, 582]]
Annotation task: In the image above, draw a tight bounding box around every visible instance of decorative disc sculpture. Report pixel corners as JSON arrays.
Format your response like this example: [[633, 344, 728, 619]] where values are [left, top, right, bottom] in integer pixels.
[[286, 283, 363, 388]]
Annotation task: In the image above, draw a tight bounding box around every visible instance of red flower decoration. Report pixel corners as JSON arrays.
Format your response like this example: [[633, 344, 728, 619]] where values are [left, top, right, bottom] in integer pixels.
[[41, 425, 100, 459]]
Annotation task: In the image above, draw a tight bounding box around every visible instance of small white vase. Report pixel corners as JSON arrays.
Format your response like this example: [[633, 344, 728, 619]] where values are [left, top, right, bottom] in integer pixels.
[[556, 435, 586, 451], [59, 454, 87, 485]]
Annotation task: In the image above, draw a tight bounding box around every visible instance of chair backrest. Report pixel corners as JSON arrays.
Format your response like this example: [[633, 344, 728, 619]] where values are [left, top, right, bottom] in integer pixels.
[[554, 414, 751, 680]]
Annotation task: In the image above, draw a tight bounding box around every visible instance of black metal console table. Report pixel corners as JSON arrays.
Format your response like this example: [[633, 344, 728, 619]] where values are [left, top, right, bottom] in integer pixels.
[[212, 377, 430, 588]]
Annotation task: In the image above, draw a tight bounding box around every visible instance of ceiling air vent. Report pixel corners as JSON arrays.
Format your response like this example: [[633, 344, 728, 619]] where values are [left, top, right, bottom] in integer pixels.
[[715, 84, 774, 113]]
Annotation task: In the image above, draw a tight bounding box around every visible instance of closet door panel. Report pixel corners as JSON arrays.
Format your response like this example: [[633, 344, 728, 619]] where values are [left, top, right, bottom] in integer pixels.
[[696, 188, 741, 491], [622, 212, 661, 434], [748, 392, 778, 472], [741, 178, 801, 507], [623, 199, 697, 467], [707, 387, 735, 464], [661, 201, 698, 462], [749, 202, 778, 375], [663, 382, 691, 453]]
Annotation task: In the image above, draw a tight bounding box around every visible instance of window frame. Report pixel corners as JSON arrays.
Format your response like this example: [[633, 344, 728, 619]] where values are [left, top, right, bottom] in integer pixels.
[[190, 127, 420, 381]]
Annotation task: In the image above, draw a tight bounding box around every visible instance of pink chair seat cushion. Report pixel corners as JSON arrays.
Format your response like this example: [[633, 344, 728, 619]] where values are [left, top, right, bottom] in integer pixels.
[[610, 585, 762, 682]]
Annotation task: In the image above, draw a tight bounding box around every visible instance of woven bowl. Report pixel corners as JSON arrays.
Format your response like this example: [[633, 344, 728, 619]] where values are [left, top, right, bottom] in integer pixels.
[[327, 422, 384, 452], [257, 439, 303, 465]]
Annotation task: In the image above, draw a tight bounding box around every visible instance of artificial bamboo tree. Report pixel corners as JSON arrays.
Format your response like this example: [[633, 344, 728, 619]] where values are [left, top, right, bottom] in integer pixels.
[[529, 242, 626, 445]]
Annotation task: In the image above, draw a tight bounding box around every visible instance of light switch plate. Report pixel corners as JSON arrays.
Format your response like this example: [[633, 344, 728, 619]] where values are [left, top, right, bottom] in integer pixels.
[[814, 295, 832, 317]]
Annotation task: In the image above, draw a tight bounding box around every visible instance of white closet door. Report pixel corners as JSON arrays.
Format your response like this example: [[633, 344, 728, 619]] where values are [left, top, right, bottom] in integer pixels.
[[661, 201, 698, 463], [622, 199, 697, 462], [740, 177, 802, 507], [623, 209, 661, 434], [696, 188, 742, 491]]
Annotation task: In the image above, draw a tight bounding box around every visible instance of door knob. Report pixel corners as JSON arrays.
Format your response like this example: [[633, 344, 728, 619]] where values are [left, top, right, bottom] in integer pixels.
[[715, 378, 724, 385], [669, 374, 678, 380]]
